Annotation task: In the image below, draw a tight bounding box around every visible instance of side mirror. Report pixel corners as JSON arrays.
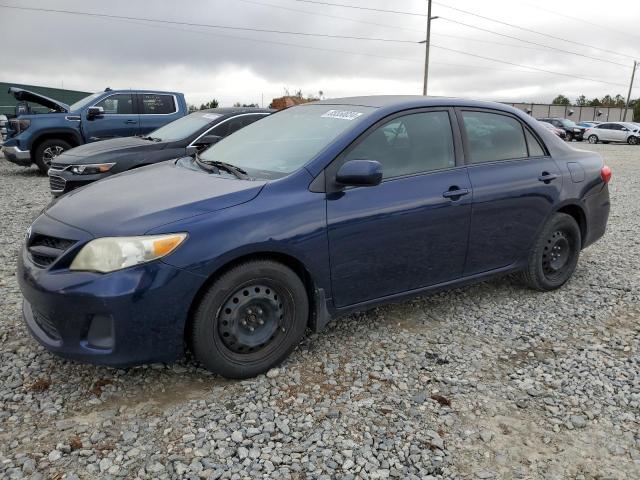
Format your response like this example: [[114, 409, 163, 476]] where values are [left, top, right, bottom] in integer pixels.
[[336, 160, 383, 187], [194, 134, 222, 147], [86, 106, 104, 119], [621, 127, 628, 131]]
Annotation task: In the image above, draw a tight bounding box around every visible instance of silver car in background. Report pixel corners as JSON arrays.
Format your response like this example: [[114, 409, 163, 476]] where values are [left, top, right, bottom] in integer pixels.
[[584, 121, 640, 145]]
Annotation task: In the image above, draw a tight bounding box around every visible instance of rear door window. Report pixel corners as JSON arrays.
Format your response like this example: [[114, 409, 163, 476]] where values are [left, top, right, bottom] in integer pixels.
[[140, 94, 176, 115], [461, 111, 528, 163], [524, 129, 545, 157]]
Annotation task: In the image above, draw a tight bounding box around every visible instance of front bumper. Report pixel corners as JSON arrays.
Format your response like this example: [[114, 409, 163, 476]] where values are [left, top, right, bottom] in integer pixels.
[[17, 217, 205, 366], [2, 145, 32, 166]]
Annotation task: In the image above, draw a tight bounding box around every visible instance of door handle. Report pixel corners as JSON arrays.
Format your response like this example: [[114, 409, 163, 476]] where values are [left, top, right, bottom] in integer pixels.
[[538, 172, 558, 183], [442, 187, 470, 199], [124, 119, 137, 124]]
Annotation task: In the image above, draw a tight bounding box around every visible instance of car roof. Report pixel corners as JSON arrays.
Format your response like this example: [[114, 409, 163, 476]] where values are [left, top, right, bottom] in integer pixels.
[[195, 107, 274, 115], [310, 95, 518, 111]]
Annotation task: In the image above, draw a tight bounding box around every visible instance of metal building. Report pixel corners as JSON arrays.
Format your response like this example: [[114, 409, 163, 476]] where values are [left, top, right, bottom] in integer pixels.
[[0, 82, 91, 116], [506, 103, 634, 122]]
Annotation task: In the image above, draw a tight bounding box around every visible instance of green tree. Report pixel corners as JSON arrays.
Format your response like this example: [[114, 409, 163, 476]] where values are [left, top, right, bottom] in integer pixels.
[[600, 95, 615, 107], [233, 102, 259, 107], [199, 99, 219, 110], [614, 94, 625, 107], [632, 99, 640, 121], [552, 94, 571, 105], [588, 98, 602, 107], [575, 95, 587, 106]]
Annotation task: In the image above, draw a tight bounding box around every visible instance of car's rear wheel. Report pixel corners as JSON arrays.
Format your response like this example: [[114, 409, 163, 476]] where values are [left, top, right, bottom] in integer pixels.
[[628, 136, 639, 145], [522, 213, 581, 291], [565, 132, 574, 142], [190, 260, 308, 378], [588, 134, 599, 144], [34, 139, 71, 174]]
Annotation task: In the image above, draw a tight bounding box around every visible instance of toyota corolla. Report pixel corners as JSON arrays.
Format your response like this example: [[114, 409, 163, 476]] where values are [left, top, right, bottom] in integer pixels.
[[18, 96, 611, 378]]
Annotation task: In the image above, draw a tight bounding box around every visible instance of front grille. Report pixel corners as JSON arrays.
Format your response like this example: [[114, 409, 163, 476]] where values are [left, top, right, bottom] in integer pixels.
[[49, 175, 66, 192], [28, 234, 75, 268], [32, 308, 61, 341]]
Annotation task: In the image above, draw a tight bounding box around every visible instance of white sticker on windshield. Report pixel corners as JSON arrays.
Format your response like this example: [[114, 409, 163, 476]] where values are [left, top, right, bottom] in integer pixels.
[[321, 110, 363, 121], [202, 113, 222, 120]]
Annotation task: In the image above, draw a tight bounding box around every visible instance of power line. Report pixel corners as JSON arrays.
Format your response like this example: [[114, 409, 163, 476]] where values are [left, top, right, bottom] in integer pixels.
[[439, 17, 631, 69], [241, 0, 624, 64], [295, 0, 637, 60], [1, 2, 629, 90], [294, 0, 425, 17], [0, 3, 418, 44], [235, 0, 423, 32], [431, 43, 629, 88], [432, 1, 636, 60], [519, 1, 640, 42], [85, 10, 589, 81]]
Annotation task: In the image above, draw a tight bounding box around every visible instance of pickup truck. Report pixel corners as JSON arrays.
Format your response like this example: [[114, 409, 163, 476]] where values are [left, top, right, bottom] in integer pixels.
[[2, 87, 187, 173]]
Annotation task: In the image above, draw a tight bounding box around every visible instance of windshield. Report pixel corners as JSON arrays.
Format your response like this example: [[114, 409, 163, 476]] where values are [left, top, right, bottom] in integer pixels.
[[199, 104, 375, 179], [150, 112, 222, 142], [69, 92, 103, 111], [561, 119, 577, 127]]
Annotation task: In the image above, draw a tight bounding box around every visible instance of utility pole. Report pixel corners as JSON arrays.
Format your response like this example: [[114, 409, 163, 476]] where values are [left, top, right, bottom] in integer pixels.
[[422, 0, 433, 96], [624, 60, 637, 121]]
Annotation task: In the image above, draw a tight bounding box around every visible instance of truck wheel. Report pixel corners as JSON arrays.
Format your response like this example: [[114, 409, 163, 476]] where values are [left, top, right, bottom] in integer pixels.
[[521, 213, 581, 291], [190, 260, 309, 379], [34, 139, 71, 174]]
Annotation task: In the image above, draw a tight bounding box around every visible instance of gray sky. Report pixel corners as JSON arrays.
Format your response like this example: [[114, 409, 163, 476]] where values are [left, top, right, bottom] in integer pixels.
[[0, 0, 638, 107]]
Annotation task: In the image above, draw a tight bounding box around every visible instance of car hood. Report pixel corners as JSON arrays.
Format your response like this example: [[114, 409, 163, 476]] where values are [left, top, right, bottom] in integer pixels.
[[9, 87, 69, 113], [45, 160, 266, 236], [56, 136, 166, 163]]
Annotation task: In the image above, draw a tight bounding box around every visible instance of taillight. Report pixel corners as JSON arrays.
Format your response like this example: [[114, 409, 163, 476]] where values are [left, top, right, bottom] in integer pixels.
[[601, 165, 612, 183]]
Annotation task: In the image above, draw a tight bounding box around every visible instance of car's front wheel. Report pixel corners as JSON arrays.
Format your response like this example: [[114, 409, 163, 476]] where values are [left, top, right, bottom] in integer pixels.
[[628, 136, 639, 145], [588, 134, 599, 144], [565, 132, 574, 142], [190, 260, 309, 378], [522, 213, 581, 291], [34, 139, 71, 174]]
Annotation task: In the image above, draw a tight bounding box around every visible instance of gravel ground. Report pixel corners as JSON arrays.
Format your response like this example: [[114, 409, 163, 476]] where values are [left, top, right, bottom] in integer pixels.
[[0, 144, 638, 480]]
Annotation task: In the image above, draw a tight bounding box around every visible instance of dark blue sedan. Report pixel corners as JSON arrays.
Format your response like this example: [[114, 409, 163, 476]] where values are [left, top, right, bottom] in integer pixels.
[[18, 96, 611, 378]]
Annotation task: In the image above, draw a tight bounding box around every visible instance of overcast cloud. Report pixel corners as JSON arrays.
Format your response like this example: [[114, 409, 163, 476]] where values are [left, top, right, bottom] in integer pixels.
[[0, 0, 638, 107]]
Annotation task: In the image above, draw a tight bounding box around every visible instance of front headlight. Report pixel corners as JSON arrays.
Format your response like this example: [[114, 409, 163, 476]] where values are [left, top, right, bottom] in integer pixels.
[[70, 233, 187, 273], [69, 163, 116, 175]]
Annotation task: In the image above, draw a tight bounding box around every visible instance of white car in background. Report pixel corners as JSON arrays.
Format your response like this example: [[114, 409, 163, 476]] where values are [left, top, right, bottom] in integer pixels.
[[584, 122, 640, 145]]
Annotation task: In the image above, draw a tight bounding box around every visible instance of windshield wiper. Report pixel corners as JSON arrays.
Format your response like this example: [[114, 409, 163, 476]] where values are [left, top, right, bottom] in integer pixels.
[[194, 154, 250, 180]]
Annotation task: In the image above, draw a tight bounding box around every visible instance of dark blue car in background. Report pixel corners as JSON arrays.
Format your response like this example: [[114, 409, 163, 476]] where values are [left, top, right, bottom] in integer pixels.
[[17, 96, 611, 378], [2, 87, 187, 173]]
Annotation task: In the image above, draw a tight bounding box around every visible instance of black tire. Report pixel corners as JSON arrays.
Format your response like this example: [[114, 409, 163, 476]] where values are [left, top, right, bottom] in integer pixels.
[[565, 132, 574, 142], [522, 213, 581, 291], [588, 135, 599, 144], [34, 139, 71, 174], [190, 260, 309, 378], [628, 136, 639, 145]]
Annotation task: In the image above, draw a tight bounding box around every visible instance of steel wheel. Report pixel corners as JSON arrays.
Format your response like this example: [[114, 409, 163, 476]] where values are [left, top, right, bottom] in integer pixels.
[[217, 283, 286, 355], [541, 229, 574, 282]]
